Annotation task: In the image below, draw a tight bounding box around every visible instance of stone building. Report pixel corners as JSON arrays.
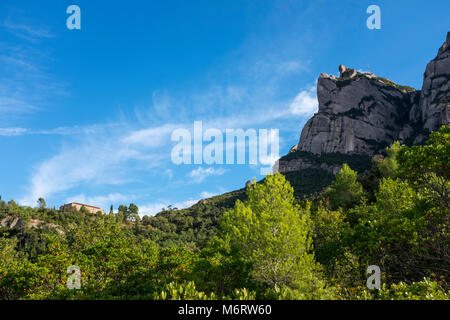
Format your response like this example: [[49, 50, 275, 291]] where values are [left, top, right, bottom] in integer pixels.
[[60, 202, 105, 214]]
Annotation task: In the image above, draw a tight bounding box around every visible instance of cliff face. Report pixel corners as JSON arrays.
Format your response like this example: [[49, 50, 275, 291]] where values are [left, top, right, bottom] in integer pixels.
[[297, 32, 450, 156], [417, 32, 450, 132]]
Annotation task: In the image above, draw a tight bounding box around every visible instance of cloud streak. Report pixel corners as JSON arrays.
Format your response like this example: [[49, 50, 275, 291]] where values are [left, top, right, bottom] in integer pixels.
[[189, 167, 227, 183], [289, 86, 318, 116], [0, 127, 28, 136], [11, 3, 321, 210], [0, 17, 64, 123], [0, 124, 120, 137], [18, 85, 316, 206], [18, 122, 175, 206], [139, 199, 200, 216], [3, 19, 54, 41]]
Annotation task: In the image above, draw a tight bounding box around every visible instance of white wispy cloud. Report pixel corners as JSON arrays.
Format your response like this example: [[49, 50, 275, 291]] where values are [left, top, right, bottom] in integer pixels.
[[3, 19, 54, 41], [17, 80, 316, 206], [0, 16, 64, 123], [18, 96, 305, 205], [4, 0, 330, 218], [0, 124, 119, 137], [253, 59, 306, 81], [138, 189, 226, 216], [139, 199, 200, 216], [0, 53, 40, 72], [165, 168, 174, 180], [18, 122, 173, 206], [12, 2, 320, 209], [0, 127, 28, 136], [289, 86, 318, 116], [200, 191, 218, 198], [189, 166, 227, 183], [0, 96, 36, 116], [122, 123, 178, 148], [138, 203, 169, 216]]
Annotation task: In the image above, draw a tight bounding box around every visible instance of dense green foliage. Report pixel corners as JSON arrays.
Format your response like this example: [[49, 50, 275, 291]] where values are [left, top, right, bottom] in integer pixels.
[[0, 127, 448, 300], [141, 189, 246, 249], [219, 175, 331, 299], [280, 151, 372, 174], [141, 166, 340, 248], [283, 168, 334, 199], [323, 164, 364, 210]]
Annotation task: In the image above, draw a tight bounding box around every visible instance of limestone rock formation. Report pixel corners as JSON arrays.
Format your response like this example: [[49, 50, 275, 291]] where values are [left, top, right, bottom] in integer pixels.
[[1, 216, 24, 228], [296, 32, 449, 156], [0, 216, 64, 234], [278, 157, 342, 175], [418, 32, 450, 132]]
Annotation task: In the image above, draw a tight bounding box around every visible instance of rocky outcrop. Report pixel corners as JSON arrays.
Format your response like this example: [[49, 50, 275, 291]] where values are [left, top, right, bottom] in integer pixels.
[[275, 151, 372, 175], [417, 32, 450, 132], [278, 157, 342, 174], [0, 216, 64, 234], [298, 69, 416, 155], [1, 216, 24, 228], [296, 32, 450, 156]]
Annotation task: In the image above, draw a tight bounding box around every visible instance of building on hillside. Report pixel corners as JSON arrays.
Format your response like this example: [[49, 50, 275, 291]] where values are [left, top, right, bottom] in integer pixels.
[[60, 202, 106, 214]]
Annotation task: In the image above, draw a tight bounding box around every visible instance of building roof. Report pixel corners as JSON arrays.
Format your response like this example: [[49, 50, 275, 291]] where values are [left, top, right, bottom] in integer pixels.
[[64, 202, 103, 210]]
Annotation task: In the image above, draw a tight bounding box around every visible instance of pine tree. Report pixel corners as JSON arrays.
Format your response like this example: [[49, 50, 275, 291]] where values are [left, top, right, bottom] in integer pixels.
[[324, 163, 363, 210], [221, 173, 330, 298]]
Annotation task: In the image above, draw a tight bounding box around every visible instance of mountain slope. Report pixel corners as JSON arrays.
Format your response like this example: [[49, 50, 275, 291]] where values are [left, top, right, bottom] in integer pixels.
[[151, 32, 450, 248]]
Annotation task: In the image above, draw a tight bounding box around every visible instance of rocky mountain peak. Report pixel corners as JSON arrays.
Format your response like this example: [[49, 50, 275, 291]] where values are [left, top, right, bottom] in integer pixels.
[[338, 65, 358, 79], [295, 32, 449, 156], [437, 31, 450, 56]]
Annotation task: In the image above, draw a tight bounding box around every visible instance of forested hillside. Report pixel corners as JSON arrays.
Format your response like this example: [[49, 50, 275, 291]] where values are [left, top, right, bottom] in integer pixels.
[[0, 126, 448, 300]]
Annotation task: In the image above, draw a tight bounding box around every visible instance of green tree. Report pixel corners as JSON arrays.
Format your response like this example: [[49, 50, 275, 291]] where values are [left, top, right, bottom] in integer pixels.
[[128, 203, 139, 222], [397, 126, 449, 211], [324, 163, 363, 210], [37, 198, 46, 209], [7, 200, 18, 209], [221, 173, 330, 298], [117, 205, 128, 222], [358, 142, 401, 202], [347, 176, 448, 283], [0, 237, 18, 267], [79, 206, 89, 214], [377, 141, 401, 178]]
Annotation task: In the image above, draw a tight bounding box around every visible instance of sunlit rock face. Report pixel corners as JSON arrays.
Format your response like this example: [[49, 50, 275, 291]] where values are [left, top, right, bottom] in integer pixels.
[[296, 32, 449, 156], [418, 32, 450, 132]]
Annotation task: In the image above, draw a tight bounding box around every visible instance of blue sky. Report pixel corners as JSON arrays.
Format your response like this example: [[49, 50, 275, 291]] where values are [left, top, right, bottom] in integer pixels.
[[0, 0, 449, 215]]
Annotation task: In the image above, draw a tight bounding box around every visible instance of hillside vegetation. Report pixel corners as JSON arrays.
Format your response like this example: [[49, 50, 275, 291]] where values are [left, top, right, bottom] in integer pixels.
[[0, 126, 448, 300]]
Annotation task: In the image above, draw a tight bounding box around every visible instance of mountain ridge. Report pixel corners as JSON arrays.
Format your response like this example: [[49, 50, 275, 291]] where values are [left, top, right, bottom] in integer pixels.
[[296, 32, 449, 157], [277, 31, 449, 175], [149, 32, 450, 247]]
